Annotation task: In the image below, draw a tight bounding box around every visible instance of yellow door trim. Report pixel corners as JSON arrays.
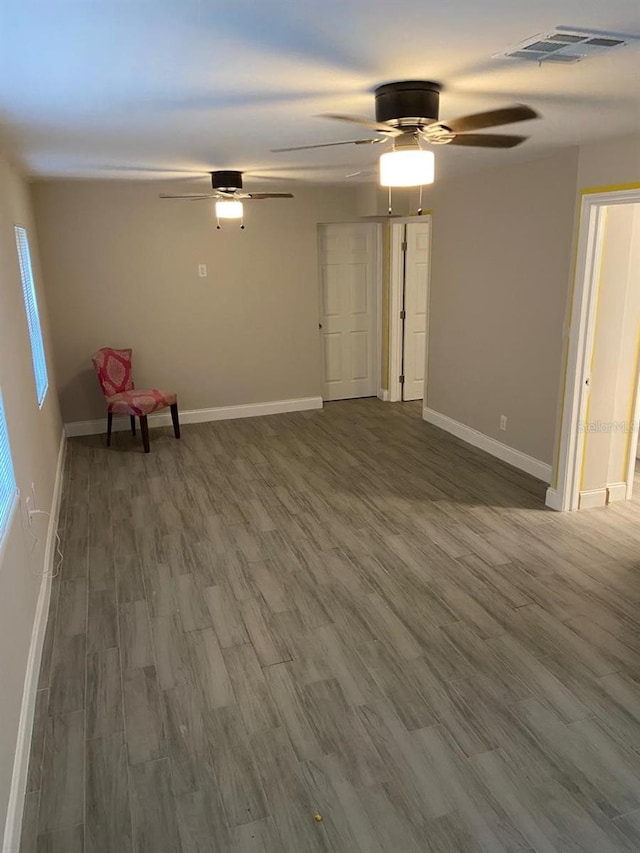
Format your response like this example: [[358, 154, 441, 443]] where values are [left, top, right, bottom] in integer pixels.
[[581, 182, 640, 196]]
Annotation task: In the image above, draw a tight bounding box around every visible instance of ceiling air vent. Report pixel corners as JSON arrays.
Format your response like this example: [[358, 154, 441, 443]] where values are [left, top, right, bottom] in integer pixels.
[[494, 30, 629, 64]]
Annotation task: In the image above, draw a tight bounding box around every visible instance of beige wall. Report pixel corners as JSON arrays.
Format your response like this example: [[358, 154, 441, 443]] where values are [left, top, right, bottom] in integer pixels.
[[421, 148, 579, 465], [356, 183, 414, 218], [577, 133, 640, 191], [582, 203, 640, 491], [0, 154, 62, 838], [32, 181, 359, 423]]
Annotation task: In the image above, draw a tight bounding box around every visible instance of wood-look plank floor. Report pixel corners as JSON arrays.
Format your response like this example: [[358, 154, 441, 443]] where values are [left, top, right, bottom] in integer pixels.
[[20, 399, 640, 852]]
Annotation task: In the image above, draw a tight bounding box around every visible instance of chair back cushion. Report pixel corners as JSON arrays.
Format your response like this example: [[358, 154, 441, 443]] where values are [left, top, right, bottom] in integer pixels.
[[91, 348, 135, 398]]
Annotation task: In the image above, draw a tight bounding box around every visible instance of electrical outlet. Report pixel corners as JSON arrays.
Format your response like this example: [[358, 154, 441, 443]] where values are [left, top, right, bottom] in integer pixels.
[[198, 264, 208, 278], [499, 415, 507, 431]]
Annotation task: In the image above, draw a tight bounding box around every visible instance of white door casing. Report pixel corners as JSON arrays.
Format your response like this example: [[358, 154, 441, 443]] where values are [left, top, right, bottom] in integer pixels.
[[318, 223, 378, 401], [546, 188, 640, 512], [402, 221, 431, 401]]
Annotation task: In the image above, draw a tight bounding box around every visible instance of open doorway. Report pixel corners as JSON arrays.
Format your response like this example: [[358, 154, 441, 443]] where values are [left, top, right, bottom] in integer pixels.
[[388, 217, 432, 403], [548, 188, 640, 511]]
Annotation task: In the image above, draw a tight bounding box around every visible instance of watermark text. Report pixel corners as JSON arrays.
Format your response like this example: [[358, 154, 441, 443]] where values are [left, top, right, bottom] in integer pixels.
[[578, 420, 637, 434]]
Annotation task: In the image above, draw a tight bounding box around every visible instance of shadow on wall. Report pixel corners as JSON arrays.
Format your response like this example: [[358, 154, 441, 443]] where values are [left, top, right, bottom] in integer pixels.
[[59, 368, 104, 424]]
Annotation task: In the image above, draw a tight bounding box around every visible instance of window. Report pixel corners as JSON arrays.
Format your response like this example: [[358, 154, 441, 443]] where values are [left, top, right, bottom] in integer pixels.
[[0, 391, 17, 543], [15, 226, 48, 407]]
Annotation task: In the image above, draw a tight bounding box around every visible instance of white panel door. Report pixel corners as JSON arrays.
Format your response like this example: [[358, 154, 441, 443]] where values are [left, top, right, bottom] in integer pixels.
[[318, 223, 377, 401], [403, 221, 431, 401]]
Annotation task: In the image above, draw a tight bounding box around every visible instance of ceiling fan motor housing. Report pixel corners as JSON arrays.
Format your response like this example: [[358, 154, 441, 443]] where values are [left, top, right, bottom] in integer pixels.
[[374, 81, 441, 126], [211, 170, 243, 192]]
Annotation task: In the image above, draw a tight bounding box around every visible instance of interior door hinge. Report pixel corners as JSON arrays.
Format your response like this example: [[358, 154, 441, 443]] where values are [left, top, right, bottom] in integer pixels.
[[399, 375, 405, 384], [399, 310, 406, 320], [401, 241, 408, 252]]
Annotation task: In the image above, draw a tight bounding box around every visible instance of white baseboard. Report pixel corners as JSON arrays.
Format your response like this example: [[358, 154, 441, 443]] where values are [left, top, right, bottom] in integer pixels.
[[606, 482, 627, 504], [547, 481, 630, 512], [544, 486, 566, 512], [422, 407, 552, 483], [65, 396, 324, 437], [377, 389, 390, 402], [578, 488, 607, 509], [3, 432, 66, 853]]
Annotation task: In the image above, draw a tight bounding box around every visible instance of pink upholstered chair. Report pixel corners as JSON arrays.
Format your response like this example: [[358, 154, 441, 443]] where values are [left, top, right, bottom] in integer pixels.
[[91, 347, 180, 453]]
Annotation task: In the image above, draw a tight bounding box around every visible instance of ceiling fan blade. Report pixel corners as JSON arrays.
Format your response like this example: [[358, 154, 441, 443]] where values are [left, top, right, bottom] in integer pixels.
[[244, 173, 298, 182], [243, 192, 295, 199], [271, 138, 383, 152], [447, 134, 528, 148], [320, 113, 403, 136], [159, 193, 216, 199], [432, 105, 539, 135]]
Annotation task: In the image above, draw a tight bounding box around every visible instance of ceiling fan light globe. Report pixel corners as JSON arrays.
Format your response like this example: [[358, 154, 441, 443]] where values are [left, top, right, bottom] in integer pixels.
[[379, 149, 435, 187], [215, 200, 244, 219]]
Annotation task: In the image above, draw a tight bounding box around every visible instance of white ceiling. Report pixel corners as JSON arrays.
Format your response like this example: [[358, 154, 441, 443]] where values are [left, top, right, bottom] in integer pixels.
[[0, 0, 638, 188]]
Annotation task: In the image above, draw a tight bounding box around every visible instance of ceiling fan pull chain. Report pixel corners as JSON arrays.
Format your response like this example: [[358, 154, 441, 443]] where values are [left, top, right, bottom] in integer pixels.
[[388, 186, 392, 215], [418, 184, 423, 215]]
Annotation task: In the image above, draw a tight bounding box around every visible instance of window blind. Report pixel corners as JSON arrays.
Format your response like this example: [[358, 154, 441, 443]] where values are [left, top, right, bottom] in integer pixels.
[[15, 226, 49, 407], [0, 391, 17, 543]]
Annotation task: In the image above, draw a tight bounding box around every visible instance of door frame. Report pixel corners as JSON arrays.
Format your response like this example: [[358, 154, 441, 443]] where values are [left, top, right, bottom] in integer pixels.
[[317, 221, 384, 402], [546, 186, 640, 512], [388, 216, 432, 403], [625, 357, 640, 500]]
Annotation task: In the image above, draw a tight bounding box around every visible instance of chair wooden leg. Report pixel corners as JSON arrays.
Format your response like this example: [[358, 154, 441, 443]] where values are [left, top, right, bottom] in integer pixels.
[[107, 412, 113, 447], [140, 416, 150, 453], [170, 403, 181, 439], [130, 415, 136, 436]]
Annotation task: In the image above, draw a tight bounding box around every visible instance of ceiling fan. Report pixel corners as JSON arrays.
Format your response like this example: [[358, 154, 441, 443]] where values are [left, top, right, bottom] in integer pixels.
[[160, 170, 294, 228], [272, 81, 539, 188]]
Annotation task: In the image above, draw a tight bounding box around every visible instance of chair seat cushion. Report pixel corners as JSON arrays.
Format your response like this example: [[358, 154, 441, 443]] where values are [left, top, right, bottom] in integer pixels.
[[107, 389, 177, 416]]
